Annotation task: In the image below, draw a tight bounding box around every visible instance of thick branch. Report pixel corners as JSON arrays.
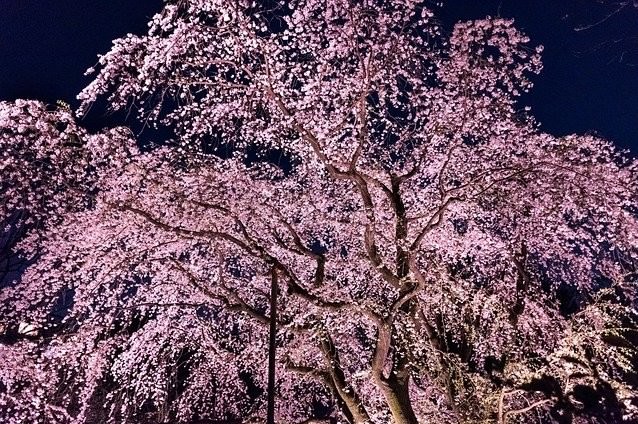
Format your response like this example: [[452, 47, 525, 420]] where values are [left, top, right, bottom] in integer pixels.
[[318, 330, 372, 423]]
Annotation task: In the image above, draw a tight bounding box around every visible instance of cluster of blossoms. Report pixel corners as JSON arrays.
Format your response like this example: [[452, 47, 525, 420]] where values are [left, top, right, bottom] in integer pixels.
[[0, 100, 135, 255], [1, 1, 637, 423]]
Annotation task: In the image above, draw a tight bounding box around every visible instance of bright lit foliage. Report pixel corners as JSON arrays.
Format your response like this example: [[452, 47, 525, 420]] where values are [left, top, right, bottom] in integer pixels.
[[1, 1, 637, 423]]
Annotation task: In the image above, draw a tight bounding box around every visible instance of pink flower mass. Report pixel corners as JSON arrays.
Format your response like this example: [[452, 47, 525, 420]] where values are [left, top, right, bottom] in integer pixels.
[[1, 1, 637, 423]]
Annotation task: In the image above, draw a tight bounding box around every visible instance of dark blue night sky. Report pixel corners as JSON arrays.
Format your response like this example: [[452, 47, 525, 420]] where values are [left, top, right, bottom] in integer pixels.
[[0, 0, 636, 152]]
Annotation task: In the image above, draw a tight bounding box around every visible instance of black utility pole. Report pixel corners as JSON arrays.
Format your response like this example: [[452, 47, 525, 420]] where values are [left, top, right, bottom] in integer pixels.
[[267, 267, 278, 424]]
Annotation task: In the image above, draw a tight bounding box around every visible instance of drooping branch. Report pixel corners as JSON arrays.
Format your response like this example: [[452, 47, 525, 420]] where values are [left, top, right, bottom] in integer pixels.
[[317, 329, 372, 424]]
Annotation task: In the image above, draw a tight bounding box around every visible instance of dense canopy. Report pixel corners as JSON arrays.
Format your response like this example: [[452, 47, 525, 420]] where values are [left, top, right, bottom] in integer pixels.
[[1, 1, 637, 423]]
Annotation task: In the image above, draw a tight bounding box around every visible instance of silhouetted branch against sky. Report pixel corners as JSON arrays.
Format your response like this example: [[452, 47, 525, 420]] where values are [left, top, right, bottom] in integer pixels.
[[0, 0, 637, 151]]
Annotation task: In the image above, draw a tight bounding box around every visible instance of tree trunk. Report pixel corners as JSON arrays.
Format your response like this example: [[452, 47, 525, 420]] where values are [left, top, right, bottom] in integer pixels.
[[319, 332, 372, 423], [378, 370, 418, 424]]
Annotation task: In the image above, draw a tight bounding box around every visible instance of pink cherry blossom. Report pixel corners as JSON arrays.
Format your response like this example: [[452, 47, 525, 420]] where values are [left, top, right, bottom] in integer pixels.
[[1, 2, 637, 423]]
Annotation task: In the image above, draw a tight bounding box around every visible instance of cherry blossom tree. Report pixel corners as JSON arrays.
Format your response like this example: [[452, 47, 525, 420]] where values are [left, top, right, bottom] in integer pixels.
[[2, 1, 638, 423], [0, 99, 136, 422], [0, 99, 134, 260], [0, 100, 134, 226], [0, 100, 136, 330]]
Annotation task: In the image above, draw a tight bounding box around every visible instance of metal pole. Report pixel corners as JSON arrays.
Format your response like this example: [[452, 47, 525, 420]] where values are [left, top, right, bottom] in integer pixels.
[[267, 267, 278, 424]]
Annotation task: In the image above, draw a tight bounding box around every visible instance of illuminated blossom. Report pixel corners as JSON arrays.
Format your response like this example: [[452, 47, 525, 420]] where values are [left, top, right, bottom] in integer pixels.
[[1, 1, 637, 423]]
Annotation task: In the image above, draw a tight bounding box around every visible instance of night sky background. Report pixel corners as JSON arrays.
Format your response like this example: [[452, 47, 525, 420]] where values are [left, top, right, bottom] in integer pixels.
[[0, 0, 636, 152]]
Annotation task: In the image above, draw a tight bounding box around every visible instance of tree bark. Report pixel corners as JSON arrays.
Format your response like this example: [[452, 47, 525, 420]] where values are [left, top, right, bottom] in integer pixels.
[[376, 358, 418, 424], [319, 332, 372, 423]]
